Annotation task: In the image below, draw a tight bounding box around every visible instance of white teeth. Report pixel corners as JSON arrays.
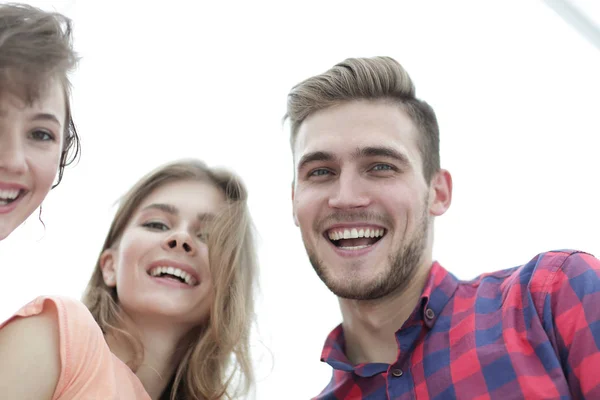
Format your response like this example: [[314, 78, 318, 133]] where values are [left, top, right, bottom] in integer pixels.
[[339, 245, 369, 250], [148, 265, 198, 286], [327, 227, 386, 241], [0, 189, 20, 200], [180, 271, 190, 282]]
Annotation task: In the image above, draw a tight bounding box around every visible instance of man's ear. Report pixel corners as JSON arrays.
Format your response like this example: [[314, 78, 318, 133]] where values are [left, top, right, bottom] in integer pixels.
[[99, 249, 117, 287], [429, 169, 452, 217], [292, 181, 299, 226]]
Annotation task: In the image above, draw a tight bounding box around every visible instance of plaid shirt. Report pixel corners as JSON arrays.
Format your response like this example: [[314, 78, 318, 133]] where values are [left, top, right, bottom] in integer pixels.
[[315, 250, 600, 400]]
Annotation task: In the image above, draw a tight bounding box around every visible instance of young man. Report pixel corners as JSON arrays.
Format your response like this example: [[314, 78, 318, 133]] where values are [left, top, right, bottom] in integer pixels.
[[285, 56, 600, 399]]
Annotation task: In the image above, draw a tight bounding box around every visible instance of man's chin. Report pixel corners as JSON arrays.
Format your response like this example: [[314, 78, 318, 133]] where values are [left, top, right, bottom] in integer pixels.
[[310, 251, 389, 298], [321, 273, 391, 301]]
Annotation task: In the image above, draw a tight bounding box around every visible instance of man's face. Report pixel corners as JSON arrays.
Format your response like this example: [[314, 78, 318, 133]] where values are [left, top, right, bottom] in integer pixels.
[[292, 100, 449, 300]]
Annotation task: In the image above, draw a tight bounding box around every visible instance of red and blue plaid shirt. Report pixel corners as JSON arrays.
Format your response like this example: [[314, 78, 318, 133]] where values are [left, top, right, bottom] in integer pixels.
[[315, 250, 600, 399]]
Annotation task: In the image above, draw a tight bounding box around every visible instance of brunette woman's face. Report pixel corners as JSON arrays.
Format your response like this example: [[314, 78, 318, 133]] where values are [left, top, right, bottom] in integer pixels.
[[0, 80, 65, 240]]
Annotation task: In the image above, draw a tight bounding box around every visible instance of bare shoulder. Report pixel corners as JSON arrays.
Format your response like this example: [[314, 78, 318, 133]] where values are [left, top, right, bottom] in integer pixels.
[[0, 300, 60, 399]]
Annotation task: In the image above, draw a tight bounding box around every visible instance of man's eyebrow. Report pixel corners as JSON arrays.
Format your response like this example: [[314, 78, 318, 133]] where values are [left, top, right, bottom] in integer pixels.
[[297, 151, 337, 171], [297, 146, 410, 172], [352, 146, 410, 165]]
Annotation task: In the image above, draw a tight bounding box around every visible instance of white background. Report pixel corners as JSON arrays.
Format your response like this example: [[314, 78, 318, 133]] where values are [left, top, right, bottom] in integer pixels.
[[1, 1, 599, 398]]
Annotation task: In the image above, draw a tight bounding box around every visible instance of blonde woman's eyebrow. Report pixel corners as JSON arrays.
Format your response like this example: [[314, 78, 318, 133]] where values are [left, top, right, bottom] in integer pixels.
[[142, 203, 215, 223], [142, 203, 177, 215], [196, 213, 215, 223]]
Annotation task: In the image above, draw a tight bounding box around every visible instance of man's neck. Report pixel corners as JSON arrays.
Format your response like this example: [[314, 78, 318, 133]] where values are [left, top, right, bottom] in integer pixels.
[[107, 316, 193, 400], [339, 260, 432, 365]]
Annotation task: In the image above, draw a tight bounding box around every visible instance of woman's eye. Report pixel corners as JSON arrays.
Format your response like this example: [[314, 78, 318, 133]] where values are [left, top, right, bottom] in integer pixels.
[[30, 129, 56, 142], [197, 232, 209, 241], [142, 221, 169, 231]]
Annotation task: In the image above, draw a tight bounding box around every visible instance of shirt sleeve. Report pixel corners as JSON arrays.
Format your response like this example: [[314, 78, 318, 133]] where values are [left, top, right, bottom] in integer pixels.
[[0, 296, 114, 399], [542, 251, 600, 398], [51, 296, 116, 399]]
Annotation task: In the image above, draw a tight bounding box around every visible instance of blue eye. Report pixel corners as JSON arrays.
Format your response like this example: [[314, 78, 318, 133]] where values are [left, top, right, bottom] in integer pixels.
[[372, 164, 393, 171], [309, 169, 331, 177], [30, 129, 56, 142], [143, 221, 169, 231]]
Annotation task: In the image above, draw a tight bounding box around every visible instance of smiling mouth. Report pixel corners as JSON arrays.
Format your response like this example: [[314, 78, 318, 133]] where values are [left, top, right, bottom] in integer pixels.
[[326, 227, 387, 250], [148, 266, 199, 286], [0, 189, 25, 206]]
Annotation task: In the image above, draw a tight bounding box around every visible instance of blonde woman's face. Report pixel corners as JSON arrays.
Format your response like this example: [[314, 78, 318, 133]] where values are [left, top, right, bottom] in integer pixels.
[[100, 179, 225, 327], [0, 80, 65, 240]]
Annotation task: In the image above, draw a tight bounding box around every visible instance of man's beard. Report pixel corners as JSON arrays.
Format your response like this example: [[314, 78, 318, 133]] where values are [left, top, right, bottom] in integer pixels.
[[307, 206, 429, 301]]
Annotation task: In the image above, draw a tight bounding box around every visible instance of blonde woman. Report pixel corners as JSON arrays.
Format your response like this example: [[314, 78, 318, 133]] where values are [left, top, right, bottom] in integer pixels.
[[0, 159, 258, 399], [0, 3, 80, 240]]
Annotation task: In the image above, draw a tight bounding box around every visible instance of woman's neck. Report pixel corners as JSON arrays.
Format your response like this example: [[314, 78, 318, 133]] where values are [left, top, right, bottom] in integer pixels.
[[106, 317, 192, 400]]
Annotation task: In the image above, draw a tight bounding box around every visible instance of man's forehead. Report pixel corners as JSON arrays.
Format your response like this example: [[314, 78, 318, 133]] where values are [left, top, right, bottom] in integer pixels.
[[299, 101, 416, 137], [294, 126, 418, 163]]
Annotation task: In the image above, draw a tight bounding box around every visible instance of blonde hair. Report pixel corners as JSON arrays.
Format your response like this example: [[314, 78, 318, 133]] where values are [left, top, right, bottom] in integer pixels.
[[285, 56, 440, 182], [0, 3, 80, 187], [82, 159, 257, 399]]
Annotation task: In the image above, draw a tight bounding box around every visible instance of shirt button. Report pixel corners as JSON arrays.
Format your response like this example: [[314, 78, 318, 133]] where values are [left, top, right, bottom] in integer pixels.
[[391, 369, 403, 377], [425, 308, 435, 320]]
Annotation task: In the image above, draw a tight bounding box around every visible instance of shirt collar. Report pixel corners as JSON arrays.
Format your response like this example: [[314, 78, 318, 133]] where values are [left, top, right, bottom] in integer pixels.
[[419, 261, 459, 328], [320, 261, 459, 373]]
